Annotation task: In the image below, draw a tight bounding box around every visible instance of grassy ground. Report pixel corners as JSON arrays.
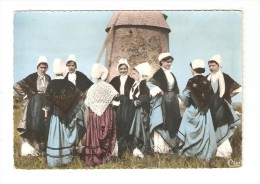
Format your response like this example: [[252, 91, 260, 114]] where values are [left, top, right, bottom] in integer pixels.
[[13, 97, 242, 169]]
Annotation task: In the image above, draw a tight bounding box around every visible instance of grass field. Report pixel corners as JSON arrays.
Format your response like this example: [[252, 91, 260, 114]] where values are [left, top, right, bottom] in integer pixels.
[[13, 97, 242, 169]]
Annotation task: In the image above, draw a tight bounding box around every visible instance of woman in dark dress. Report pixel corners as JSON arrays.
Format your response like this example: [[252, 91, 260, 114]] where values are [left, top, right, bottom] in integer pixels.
[[147, 53, 181, 154], [128, 62, 151, 158], [13, 56, 51, 156], [109, 58, 135, 156], [207, 54, 241, 157]]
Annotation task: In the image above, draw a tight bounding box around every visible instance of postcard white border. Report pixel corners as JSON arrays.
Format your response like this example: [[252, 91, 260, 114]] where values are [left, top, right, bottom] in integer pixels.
[[1, 1, 259, 184]]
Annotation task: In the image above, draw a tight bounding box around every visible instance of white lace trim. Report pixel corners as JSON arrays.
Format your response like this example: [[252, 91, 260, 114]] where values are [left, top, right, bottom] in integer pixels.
[[85, 80, 118, 116], [153, 131, 172, 154], [216, 139, 232, 158]]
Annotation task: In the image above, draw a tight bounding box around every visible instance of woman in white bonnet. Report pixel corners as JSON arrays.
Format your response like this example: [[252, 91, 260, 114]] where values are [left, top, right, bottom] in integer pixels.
[[64, 54, 93, 93], [13, 56, 51, 156], [147, 52, 181, 154], [128, 62, 151, 158], [207, 54, 241, 158], [109, 58, 135, 157], [43, 58, 84, 167], [84, 63, 118, 167], [178, 59, 217, 161]]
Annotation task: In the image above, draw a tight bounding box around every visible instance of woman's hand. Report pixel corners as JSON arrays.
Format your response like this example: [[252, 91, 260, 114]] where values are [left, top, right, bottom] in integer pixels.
[[159, 90, 164, 96], [134, 100, 141, 106]]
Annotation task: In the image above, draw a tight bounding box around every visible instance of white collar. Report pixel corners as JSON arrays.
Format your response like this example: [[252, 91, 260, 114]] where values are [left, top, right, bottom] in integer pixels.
[[194, 73, 203, 76], [161, 67, 171, 73], [120, 75, 127, 79], [210, 70, 222, 82], [133, 80, 140, 85], [37, 73, 45, 78], [55, 76, 64, 79], [207, 70, 225, 97], [69, 71, 76, 75]]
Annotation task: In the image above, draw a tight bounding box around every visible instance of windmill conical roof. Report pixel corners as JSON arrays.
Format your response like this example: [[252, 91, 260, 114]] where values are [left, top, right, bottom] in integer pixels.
[[106, 11, 171, 32]]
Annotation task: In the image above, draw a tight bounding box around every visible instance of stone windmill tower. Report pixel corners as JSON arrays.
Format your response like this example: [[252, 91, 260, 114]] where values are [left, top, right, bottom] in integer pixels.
[[102, 11, 171, 81]]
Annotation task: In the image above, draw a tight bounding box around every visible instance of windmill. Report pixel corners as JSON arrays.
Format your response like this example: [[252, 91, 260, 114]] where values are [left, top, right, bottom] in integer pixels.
[[97, 11, 172, 81]]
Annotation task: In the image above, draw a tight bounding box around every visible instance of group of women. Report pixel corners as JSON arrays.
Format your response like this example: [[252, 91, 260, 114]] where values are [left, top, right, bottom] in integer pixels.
[[84, 52, 240, 166], [15, 52, 242, 167]]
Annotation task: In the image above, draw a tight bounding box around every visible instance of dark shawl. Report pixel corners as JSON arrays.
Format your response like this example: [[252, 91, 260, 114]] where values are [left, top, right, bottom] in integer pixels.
[[109, 75, 135, 97], [150, 68, 179, 94], [45, 79, 83, 122], [206, 72, 241, 104], [131, 80, 150, 114], [14, 72, 51, 99], [186, 75, 214, 114], [64, 71, 93, 92]]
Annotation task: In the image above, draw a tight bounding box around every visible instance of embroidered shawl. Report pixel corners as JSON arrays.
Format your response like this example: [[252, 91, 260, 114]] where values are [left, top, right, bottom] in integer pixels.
[[85, 80, 118, 116], [186, 75, 214, 114], [44, 79, 83, 121]]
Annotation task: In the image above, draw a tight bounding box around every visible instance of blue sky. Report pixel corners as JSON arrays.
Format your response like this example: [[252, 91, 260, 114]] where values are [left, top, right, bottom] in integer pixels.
[[13, 10, 242, 102]]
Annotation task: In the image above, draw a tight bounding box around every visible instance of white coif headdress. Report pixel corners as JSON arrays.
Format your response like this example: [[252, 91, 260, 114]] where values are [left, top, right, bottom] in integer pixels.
[[116, 58, 130, 71], [92, 63, 108, 81], [37, 56, 48, 65], [191, 59, 205, 69], [134, 62, 151, 79], [53, 58, 66, 76], [67, 54, 76, 63], [210, 54, 222, 67], [158, 52, 174, 62]]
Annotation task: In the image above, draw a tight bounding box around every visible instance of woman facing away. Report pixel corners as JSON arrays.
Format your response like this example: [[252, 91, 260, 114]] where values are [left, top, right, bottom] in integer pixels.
[[109, 58, 135, 157], [178, 59, 217, 161], [128, 62, 151, 158], [43, 58, 84, 167], [84, 63, 118, 167], [147, 52, 181, 154]]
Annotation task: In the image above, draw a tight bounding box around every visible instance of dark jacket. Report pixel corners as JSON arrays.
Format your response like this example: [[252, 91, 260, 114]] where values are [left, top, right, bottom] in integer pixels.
[[109, 75, 135, 97], [64, 71, 93, 92], [130, 80, 150, 113], [206, 72, 241, 104], [150, 68, 179, 94], [14, 72, 51, 99]]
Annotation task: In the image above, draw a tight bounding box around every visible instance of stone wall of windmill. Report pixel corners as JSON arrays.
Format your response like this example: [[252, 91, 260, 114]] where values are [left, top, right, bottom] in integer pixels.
[[105, 11, 171, 81]]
